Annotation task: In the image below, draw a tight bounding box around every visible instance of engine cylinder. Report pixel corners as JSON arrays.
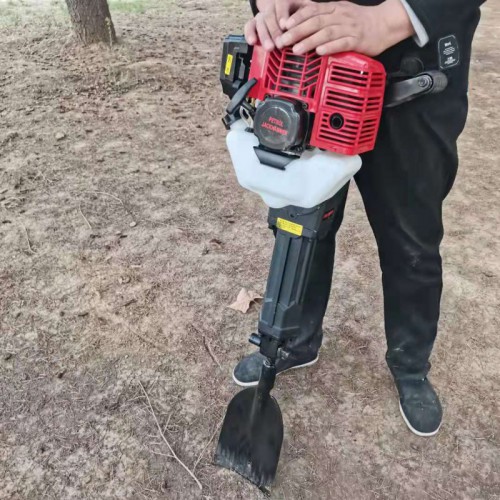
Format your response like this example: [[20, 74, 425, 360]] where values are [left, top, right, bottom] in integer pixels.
[[253, 98, 308, 152]]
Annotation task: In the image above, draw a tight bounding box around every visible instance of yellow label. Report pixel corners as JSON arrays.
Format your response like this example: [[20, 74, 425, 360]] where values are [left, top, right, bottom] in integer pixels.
[[224, 54, 234, 76], [276, 218, 303, 236]]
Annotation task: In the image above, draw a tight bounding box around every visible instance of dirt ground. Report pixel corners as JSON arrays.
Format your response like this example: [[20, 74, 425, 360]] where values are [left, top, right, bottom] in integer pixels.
[[0, 0, 498, 499]]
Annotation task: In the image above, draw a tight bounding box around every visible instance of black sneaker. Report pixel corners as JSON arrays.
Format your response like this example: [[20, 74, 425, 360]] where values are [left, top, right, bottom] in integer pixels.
[[232, 351, 319, 387], [395, 377, 443, 437]]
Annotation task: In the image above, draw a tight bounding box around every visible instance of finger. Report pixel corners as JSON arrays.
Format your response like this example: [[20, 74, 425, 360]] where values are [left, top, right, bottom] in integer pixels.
[[285, 3, 334, 30], [263, 10, 283, 45], [275, 0, 291, 30], [292, 25, 348, 54], [278, 14, 332, 48], [316, 37, 355, 55], [244, 18, 258, 45], [256, 14, 275, 51]]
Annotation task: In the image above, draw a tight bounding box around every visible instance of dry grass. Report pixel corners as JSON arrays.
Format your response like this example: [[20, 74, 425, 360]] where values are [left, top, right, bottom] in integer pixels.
[[0, 1, 499, 499]]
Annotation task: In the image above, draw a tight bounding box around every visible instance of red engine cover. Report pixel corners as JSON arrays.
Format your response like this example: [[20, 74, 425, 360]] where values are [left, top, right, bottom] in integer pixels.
[[248, 46, 386, 156]]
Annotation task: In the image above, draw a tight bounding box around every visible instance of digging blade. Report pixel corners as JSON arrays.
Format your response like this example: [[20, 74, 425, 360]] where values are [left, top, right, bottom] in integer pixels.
[[215, 387, 283, 488]]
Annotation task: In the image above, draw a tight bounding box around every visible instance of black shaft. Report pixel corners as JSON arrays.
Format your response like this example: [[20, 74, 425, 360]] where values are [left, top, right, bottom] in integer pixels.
[[256, 190, 347, 356], [258, 231, 316, 344], [250, 359, 277, 430]]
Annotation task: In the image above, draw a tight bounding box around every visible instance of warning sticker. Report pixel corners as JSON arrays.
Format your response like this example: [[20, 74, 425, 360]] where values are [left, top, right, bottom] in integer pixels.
[[224, 54, 233, 76], [276, 218, 303, 236], [438, 35, 460, 70]]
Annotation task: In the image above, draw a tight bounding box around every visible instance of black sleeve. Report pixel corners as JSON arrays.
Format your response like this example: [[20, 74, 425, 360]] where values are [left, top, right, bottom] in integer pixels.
[[249, 0, 259, 16], [404, 0, 487, 40]]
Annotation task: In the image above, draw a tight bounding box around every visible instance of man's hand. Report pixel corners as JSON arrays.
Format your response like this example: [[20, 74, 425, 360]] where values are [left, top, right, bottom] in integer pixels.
[[245, 0, 311, 51], [276, 0, 415, 56]]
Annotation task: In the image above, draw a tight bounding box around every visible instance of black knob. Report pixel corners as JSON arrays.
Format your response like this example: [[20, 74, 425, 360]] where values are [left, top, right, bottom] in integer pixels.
[[329, 113, 344, 130], [248, 333, 262, 347]]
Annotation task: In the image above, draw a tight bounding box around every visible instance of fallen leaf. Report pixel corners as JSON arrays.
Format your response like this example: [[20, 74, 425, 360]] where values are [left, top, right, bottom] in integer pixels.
[[209, 238, 223, 248], [229, 288, 263, 314]]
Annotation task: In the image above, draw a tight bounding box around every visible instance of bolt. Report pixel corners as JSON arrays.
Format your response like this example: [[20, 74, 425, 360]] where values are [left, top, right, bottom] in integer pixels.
[[418, 77, 428, 88], [278, 348, 290, 360]]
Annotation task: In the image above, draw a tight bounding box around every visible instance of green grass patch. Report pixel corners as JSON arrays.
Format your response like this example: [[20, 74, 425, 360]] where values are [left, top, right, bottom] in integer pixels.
[[109, 0, 149, 14], [0, 0, 68, 27], [0, 0, 171, 27]]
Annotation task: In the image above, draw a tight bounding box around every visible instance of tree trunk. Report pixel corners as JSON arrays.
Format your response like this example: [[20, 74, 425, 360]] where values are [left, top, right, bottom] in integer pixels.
[[65, 0, 117, 45]]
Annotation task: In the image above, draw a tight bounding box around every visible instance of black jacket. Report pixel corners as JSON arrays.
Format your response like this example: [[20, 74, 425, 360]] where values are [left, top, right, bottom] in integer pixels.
[[250, 0, 486, 93]]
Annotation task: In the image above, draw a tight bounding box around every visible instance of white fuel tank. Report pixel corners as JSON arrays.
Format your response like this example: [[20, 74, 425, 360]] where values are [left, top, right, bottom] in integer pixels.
[[226, 120, 362, 208]]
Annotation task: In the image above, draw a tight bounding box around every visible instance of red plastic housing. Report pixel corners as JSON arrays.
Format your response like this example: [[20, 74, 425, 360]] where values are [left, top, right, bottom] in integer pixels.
[[248, 46, 386, 156]]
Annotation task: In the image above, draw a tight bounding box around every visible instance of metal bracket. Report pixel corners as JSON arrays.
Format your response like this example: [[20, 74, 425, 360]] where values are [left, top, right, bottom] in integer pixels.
[[222, 78, 257, 130]]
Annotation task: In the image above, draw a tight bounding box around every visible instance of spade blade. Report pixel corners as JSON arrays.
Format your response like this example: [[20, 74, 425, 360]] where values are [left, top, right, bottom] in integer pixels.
[[215, 387, 283, 488]]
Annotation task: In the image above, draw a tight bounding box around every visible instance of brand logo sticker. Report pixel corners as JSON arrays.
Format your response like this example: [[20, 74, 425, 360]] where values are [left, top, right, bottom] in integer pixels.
[[438, 35, 460, 70]]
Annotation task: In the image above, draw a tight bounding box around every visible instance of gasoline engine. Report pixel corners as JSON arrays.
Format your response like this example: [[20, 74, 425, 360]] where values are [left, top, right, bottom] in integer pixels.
[[214, 35, 448, 489], [222, 35, 385, 162]]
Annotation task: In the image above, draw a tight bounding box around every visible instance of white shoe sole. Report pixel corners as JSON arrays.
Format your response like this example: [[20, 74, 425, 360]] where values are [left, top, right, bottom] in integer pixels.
[[399, 401, 441, 437], [232, 355, 320, 387]]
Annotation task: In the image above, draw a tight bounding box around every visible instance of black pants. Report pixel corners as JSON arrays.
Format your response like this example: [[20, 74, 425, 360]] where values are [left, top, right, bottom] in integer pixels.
[[290, 91, 469, 381]]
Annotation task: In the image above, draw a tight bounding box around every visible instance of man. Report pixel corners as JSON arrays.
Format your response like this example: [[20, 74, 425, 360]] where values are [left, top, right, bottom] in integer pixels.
[[233, 0, 485, 436]]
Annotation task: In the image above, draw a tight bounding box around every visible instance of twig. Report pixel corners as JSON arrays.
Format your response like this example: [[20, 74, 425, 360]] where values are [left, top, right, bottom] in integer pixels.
[[84, 190, 135, 219], [78, 202, 92, 229], [202, 335, 221, 368], [151, 451, 174, 458], [139, 381, 202, 491], [193, 418, 223, 471], [21, 223, 35, 254], [88, 190, 125, 205]]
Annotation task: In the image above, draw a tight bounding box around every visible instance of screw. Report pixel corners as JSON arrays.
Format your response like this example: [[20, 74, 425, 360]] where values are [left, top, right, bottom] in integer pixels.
[[278, 348, 290, 360], [418, 77, 428, 88]]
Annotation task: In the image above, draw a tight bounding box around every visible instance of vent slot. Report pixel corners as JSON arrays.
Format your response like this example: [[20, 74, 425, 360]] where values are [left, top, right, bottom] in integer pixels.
[[265, 49, 322, 99], [325, 90, 364, 112], [329, 66, 368, 88]]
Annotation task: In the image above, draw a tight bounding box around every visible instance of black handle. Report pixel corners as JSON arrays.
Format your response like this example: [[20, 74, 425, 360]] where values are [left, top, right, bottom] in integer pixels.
[[226, 78, 257, 115], [222, 78, 258, 129], [384, 71, 448, 108]]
